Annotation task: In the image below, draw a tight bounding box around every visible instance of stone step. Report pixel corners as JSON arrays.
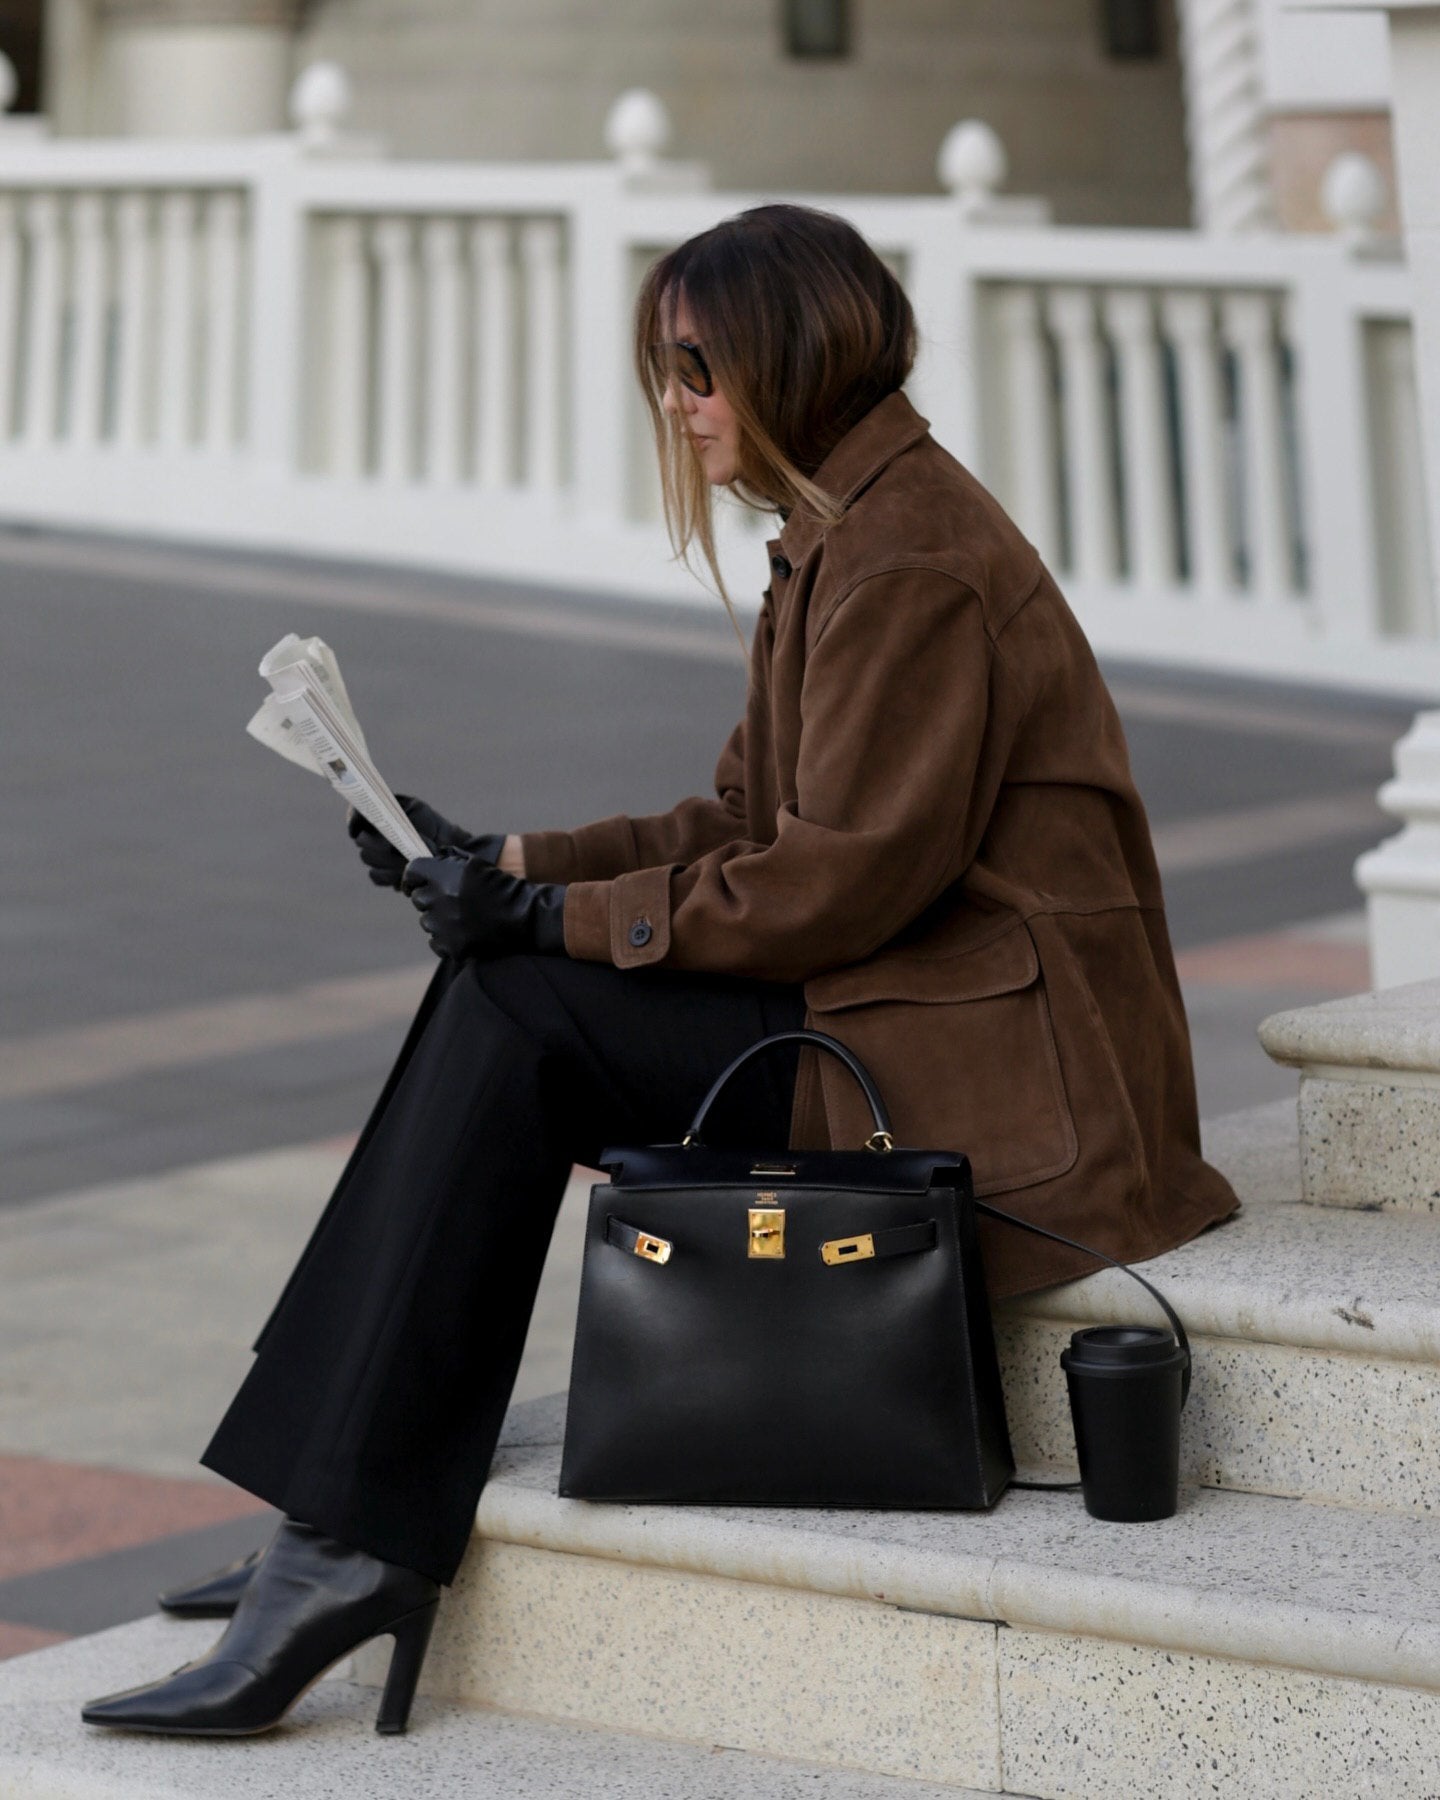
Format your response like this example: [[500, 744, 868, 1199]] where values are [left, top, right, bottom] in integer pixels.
[[386, 1392, 1440, 1799], [0, 1615, 998, 1800], [998, 1097, 1440, 1516], [1259, 977, 1440, 1213]]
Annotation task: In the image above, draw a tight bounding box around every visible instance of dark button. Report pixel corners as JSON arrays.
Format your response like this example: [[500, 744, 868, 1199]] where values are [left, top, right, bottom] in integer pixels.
[[770, 553, 792, 579], [628, 920, 653, 948]]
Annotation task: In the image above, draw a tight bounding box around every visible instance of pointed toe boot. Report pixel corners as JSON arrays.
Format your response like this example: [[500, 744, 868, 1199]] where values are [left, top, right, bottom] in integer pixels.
[[157, 1547, 261, 1619], [82, 1519, 440, 1737]]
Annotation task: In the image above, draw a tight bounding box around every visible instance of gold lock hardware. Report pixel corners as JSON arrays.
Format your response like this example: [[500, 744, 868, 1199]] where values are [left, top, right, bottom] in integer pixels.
[[821, 1233, 875, 1266], [634, 1232, 672, 1264], [748, 1205, 786, 1258]]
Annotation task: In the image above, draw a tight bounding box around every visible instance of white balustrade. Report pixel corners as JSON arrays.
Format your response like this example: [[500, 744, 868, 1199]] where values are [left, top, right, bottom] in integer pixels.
[[373, 215, 417, 483], [472, 218, 516, 489], [67, 193, 108, 447], [1105, 288, 1178, 589], [201, 193, 244, 451], [0, 196, 19, 440], [0, 123, 1422, 689], [1162, 290, 1233, 596], [22, 194, 63, 446]]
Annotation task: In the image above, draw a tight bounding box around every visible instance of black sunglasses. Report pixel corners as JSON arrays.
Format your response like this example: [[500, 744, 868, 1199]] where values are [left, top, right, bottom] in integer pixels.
[[650, 338, 714, 399]]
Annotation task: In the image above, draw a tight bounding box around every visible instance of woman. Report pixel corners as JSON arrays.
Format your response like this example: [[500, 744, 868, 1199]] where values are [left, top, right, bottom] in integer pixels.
[[82, 204, 1236, 1738]]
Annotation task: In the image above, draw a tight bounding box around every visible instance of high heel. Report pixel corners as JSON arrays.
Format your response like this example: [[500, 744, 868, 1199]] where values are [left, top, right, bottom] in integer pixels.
[[82, 1519, 440, 1737]]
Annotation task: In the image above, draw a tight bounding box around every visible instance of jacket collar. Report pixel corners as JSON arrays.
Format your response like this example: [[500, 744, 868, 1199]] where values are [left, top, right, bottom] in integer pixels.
[[775, 390, 931, 565]]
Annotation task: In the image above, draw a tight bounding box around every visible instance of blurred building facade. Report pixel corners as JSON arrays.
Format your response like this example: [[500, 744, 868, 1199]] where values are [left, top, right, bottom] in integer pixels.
[[15, 1, 1400, 234]]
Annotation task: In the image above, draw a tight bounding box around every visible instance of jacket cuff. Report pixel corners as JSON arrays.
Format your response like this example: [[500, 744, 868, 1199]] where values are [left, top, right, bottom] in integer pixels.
[[562, 865, 677, 967], [519, 815, 640, 885]]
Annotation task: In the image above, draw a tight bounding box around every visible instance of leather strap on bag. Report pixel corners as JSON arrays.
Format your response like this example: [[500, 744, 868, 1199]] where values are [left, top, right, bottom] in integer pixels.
[[976, 1200, 1191, 1409]]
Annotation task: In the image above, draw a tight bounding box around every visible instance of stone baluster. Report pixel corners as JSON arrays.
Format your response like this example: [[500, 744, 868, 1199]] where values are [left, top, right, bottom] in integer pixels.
[[22, 194, 64, 447], [991, 287, 1060, 568], [324, 215, 368, 479], [1356, 713, 1440, 988], [1220, 290, 1292, 600], [1105, 288, 1177, 588], [470, 219, 514, 489], [519, 217, 564, 493], [201, 192, 243, 451], [68, 194, 109, 447], [373, 215, 416, 483], [113, 192, 152, 448], [156, 191, 197, 449], [1161, 290, 1233, 597], [1174, 0, 1274, 232], [0, 196, 19, 440], [1047, 286, 1117, 583], [421, 217, 464, 484]]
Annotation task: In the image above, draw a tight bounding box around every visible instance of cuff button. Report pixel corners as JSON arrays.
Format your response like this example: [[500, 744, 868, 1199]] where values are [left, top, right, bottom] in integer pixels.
[[628, 919, 653, 948]]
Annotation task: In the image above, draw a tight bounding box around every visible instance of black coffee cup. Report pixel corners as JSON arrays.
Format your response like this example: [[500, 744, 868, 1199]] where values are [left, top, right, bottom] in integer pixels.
[[1060, 1324, 1188, 1522]]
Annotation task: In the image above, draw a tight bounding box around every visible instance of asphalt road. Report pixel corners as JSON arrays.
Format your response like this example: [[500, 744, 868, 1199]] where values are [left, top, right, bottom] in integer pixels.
[[0, 524, 1420, 1207]]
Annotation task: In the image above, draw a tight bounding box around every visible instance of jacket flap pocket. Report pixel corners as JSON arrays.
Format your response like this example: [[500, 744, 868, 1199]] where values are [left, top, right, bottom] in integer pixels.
[[806, 917, 1038, 1012]]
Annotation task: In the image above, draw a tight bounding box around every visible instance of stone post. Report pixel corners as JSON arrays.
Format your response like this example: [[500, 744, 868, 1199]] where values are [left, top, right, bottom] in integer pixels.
[[1290, 4, 1440, 982], [97, 0, 302, 136], [1174, 0, 1276, 230]]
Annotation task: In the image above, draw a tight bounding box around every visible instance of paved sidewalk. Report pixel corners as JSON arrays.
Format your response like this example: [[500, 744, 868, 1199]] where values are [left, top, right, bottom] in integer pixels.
[[0, 911, 1372, 1658]]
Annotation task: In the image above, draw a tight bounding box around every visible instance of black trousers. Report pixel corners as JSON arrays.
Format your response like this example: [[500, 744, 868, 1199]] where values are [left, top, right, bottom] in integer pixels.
[[201, 953, 807, 1584]]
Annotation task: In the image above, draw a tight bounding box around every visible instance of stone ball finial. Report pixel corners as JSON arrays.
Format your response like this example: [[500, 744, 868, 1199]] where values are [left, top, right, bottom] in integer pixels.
[[1321, 150, 1388, 244], [938, 119, 1007, 210], [290, 61, 353, 148], [605, 89, 671, 173], [0, 52, 18, 115]]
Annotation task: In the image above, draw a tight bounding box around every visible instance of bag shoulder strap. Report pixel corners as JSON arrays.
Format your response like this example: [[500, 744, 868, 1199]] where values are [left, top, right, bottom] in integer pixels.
[[976, 1200, 1191, 1408]]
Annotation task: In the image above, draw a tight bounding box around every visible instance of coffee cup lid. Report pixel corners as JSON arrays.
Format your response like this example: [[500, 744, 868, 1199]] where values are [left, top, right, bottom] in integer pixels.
[[1062, 1324, 1181, 1370]]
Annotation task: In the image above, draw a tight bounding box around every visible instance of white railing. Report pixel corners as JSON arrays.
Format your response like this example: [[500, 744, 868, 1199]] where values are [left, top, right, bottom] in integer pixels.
[[0, 112, 1430, 691]]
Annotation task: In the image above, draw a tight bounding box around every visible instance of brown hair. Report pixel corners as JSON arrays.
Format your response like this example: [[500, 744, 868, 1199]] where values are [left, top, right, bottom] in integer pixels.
[[634, 203, 917, 642]]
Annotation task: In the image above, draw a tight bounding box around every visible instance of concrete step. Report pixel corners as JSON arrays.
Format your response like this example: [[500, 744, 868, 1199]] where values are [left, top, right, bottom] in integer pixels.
[[385, 1393, 1440, 1798], [998, 1097, 1440, 1516], [0, 1615, 1000, 1799], [1260, 977, 1440, 1213]]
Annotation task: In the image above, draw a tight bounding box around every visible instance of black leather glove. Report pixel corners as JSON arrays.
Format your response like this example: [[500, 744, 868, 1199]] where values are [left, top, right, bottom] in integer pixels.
[[400, 850, 568, 960], [347, 796, 505, 891]]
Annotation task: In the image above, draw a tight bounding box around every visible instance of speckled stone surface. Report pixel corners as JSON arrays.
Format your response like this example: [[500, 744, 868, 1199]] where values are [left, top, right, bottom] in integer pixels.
[[459, 1413, 1440, 1696], [998, 1314, 1440, 1515], [1297, 1074, 1440, 1211], [1260, 977, 1440, 1074], [406, 1539, 1000, 1790], [0, 1617, 998, 1800], [1001, 1630, 1440, 1800]]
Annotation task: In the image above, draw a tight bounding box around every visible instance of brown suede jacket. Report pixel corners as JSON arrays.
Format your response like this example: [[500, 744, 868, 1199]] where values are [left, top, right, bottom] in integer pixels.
[[521, 391, 1238, 1298]]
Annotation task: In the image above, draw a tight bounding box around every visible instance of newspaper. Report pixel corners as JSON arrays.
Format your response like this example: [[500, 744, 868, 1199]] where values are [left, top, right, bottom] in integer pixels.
[[247, 634, 431, 862]]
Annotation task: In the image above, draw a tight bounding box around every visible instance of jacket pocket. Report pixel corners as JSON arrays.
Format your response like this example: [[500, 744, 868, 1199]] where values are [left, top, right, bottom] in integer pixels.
[[803, 918, 1078, 1196]]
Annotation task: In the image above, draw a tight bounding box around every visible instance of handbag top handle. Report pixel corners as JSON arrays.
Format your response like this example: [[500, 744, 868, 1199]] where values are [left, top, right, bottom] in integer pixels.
[[684, 1028, 895, 1151]]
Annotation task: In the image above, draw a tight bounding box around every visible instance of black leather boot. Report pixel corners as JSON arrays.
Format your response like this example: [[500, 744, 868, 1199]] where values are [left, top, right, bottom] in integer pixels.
[[157, 1548, 259, 1618], [82, 1520, 440, 1737]]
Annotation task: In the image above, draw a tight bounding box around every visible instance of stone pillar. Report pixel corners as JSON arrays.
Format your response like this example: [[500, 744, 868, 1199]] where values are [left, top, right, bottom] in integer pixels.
[[97, 0, 301, 136], [1174, 0, 1276, 230]]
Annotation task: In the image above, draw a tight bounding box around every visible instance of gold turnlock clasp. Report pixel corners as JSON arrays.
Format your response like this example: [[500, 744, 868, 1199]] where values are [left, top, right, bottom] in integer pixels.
[[821, 1233, 875, 1266], [748, 1201, 786, 1258], [634, 1232, 672, 1264]]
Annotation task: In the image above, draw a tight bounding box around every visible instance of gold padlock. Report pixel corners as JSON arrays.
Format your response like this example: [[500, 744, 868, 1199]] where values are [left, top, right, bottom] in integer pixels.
[[748, 1203, 786, 1258]]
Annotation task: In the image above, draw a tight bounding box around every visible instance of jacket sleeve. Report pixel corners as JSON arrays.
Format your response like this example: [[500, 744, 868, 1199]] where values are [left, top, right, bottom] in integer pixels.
[[559, 569, 1008, 982], [517, 715, 751, 885]]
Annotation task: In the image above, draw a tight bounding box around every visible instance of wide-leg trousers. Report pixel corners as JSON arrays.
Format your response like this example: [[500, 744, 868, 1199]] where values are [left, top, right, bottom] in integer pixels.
[[201, 952, 807, 1584]]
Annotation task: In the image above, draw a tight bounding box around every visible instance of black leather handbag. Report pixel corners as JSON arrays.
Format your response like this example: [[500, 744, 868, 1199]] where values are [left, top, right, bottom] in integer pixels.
[[559, 1028, 1016, 1509]]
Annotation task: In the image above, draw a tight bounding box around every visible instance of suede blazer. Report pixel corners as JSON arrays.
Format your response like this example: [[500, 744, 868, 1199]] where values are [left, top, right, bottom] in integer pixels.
[[520, 391, 1238, 1298]]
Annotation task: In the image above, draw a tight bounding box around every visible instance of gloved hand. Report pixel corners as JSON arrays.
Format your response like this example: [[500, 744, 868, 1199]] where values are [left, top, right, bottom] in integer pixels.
[[400, 850, 568, 960], [347, 796, 505, 891]]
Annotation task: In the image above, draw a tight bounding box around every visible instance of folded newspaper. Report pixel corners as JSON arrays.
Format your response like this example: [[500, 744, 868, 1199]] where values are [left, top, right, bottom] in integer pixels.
[[247, 634, 431, 861]]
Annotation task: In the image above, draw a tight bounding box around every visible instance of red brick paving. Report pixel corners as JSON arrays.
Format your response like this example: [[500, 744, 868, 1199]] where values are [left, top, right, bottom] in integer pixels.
[[0, 1455, 268, 1584], [0, 1622, 68, 1660], [1174, 932, 1370, 993]]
